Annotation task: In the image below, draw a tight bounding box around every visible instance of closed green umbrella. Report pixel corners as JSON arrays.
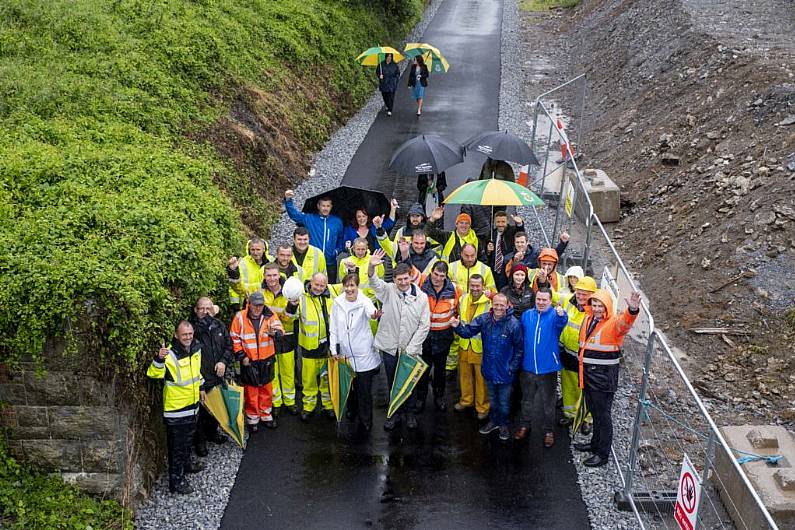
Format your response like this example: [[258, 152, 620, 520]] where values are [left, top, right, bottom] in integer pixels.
[[387, 352, 429, 418], [203, 381, 246, 448], [328, 357, 356, 423]]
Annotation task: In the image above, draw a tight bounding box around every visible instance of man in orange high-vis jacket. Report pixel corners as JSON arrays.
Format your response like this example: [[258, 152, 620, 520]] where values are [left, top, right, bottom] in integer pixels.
[[416, 260, 461, 413], [574, 288, 641, 467], [230, 290, 283, 433]]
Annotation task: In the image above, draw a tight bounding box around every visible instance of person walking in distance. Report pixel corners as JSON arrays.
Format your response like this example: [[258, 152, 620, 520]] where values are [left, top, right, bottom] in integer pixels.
[[367, 250, 430, 431], [515, 288, 568, 447], [377, 53, 400, 116], [408, 55, 429, 116], [574, 289, 641, 467]]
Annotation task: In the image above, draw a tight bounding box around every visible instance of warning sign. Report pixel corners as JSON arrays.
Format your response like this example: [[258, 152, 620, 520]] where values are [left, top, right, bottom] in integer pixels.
[[674, 453, 702, 530], [564, 180, 575, 218]]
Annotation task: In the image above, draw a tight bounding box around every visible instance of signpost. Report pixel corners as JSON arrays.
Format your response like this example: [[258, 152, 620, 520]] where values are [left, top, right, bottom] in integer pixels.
[[674, 453, 702, 530]]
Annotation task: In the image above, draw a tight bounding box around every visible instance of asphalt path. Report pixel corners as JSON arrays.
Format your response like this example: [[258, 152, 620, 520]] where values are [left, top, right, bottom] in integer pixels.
[[221, 0, 591, 528]]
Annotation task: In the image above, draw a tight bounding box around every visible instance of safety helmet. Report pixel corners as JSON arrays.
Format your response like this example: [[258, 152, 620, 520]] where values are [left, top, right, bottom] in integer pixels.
[[574, 276, 597, 293]]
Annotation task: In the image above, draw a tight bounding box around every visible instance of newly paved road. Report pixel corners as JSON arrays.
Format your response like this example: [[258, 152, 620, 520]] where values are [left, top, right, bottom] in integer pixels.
[[221, 0, 590, 528]]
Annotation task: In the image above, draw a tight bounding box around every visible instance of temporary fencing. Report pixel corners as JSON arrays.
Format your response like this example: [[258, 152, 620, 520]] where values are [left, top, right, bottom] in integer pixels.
[[527, 76, 780, 530]]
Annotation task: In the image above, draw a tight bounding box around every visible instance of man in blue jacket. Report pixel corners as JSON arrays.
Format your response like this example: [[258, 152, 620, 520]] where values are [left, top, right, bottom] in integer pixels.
[[516, 287, 568, 446], [451, 293, 523, 441], [284, 189, 344, 282]]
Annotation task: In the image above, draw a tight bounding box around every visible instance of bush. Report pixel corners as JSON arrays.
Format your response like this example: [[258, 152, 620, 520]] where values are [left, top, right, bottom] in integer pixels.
[[0, 0, 421, 368], [0, 438, 132, 529]]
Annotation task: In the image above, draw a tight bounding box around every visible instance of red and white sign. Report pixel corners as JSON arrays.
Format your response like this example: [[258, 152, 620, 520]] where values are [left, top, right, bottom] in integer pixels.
[[674, 453, 702, 530], [557, 118, 574, 161]]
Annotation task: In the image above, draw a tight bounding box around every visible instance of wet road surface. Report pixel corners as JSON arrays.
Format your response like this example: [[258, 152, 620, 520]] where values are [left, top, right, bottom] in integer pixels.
[[221, 0, 591, 527]]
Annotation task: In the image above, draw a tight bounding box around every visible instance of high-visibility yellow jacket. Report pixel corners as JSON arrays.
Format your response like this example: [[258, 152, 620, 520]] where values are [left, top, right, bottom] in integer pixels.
[[263, 285, 297, 334], [448, 260, 496, 294], [288, 285, 342, 357], [337, 252, 384, 301], [229, 253, 268, 306], [146, 341, 203, 421], [292, 245, 326, 282], [559, 295, 586, 372], [457, 292, 491, 353], [440, 229, 479, 263]]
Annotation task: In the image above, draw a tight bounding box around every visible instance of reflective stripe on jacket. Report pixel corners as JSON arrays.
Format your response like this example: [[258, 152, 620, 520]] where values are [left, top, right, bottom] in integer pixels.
[[441, 229, 479, 263], [230, 309, 278, 361], [421, 277, 461, 332], [448, 260, 496, 294], [457, 293, 491, 353], [229, 253, 266, 306], [291, 245, 326, 282], [146, 341, 203, 420], [559, 295, 586, 367]]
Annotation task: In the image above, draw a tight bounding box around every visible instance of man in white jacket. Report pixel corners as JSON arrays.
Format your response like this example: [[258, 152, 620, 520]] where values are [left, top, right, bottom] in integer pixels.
[[368, 249, 431, 430]]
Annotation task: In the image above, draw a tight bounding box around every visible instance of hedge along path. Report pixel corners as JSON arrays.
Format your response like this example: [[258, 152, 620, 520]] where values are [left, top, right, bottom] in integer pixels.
[[0, 0, 423, 368]]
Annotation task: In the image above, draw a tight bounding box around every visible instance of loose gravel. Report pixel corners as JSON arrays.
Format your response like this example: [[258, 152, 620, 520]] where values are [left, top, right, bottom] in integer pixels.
[[498, 0, 641, 528], [135, 3, 445, 528]]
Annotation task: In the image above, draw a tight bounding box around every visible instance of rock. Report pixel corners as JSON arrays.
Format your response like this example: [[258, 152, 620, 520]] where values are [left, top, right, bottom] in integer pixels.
[[754, 211, 776, 226], [706, 131, 720, 140], [724, 372, 737, 382], [778, 115, 795, 126], [661, 153, 680, 166], [701, 257, 712, 269]]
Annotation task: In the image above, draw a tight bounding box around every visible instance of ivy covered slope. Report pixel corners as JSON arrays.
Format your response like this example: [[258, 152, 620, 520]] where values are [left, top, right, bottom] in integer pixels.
[[0, 0, 422, 367]]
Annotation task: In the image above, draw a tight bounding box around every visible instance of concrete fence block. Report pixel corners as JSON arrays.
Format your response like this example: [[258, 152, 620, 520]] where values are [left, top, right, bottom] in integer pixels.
[[579, 168, 621, 223]]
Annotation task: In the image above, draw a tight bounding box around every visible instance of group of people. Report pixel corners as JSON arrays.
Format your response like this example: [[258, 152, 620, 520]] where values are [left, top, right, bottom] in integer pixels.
[[147, 186, 641, 495], [377, 52, 430, 117]]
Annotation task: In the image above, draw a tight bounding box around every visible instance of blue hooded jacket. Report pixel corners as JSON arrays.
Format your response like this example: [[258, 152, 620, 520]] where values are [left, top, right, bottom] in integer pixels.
[[520, 306, 568, 375], [455, 308, 524, 384], [284, 198, 344, 263]]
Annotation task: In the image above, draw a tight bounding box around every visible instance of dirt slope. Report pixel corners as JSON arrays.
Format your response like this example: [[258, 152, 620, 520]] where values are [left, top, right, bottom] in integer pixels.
[[534, 0, 795, 424]]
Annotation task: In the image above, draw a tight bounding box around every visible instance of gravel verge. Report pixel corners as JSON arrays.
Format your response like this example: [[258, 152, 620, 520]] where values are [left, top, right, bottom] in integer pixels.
[[135, 3, 445, 528], [498, 1, 639, 528]]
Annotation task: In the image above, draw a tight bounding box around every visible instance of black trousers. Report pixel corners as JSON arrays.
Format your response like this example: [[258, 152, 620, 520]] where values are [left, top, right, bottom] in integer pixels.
[[350, 366, 379, 429], [584, 388, 615, 459], [519, 371, 557, 432], [194, 405, 219, 446], [417, 334, 454, 400], [166, 418, 196, 489], [382, 351, 415, 416], [381, 90, 395, 112]]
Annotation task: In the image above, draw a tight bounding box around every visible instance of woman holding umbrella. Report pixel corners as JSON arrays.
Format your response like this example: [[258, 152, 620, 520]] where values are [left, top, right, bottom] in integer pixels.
[[378, 53, 400, 116], [330, 273, 382, 433], [408, 56, 429, 116]]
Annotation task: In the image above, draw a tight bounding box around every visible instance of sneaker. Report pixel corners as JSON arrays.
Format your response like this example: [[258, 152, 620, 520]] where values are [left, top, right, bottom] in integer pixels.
[[387, 111, 392, 116], [453, 402, 470, 413], [499, 426, 510, 441], [479, 422, 499, 435], [477, 411, 490, 421], [405, 415, 418, 430], [417, 110, 422, 116]]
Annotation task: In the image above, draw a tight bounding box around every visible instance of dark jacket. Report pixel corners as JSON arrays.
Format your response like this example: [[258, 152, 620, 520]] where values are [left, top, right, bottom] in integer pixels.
[[408, 64, 429, 87], [455, 308, 523, 384], [460, 204, 492, 239], [189, 314, 233, 390], [398, 244, 438, 274], [486, 224, 523, 287], [479, 158, 515, 182], [520, 306, 568, 375], [343, 217, 395, 252], [417, 173, 446, 195], [378, 60, 400, 93], [502, 239, 569, 279], [500, 279, 535, 318]]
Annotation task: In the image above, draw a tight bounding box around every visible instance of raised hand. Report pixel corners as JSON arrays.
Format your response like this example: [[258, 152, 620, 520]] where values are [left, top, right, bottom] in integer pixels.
[[560, 230, 570, 243], [537, 268, 548, 283], [391, 198, 400, 210], [430, 205, 444, 221], [398, 238, 410, 257], [158, 343, 169, 361], [487, 241, 495, 253], [512, 214, 523, 225], [284, 189, 295, 200], [370, 248, 386, 266], [228, 256, 239, 270], [626, 291, 641, 311], [555, 304, 565, 317], [372, 215, 383, 229]]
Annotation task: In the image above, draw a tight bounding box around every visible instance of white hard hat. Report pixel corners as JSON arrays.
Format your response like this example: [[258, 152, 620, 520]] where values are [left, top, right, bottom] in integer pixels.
[[282, 276, 304, 300]]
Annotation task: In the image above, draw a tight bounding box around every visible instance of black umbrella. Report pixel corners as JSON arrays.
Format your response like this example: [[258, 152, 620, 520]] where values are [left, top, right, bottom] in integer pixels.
[[464, 130, 540, 166], [389, 134, 464, 175], [301, 186, 390, 226]]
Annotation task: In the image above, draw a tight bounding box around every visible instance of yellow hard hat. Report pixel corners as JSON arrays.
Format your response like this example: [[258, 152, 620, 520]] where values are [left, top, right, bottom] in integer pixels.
[[574, 276, 597, 293]]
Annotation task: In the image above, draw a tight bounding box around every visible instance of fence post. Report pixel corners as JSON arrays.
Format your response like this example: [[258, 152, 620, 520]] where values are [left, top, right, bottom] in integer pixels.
[[551, 167, 566, 240], [582, 213, 594, 271], [531, 99, 540, 156], [620, 331, 656, 502], [540, 118, 554, 196]]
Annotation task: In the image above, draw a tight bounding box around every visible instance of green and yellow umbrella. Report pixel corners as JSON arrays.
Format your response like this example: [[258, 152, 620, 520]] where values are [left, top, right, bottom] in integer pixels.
[[355, 46, 405, 66], [328, 357, 356, 423], [203, 381, 246, 448], [404, 43, 450, 73], [444, 178, 544, 206], [387, 352, 428, 418]]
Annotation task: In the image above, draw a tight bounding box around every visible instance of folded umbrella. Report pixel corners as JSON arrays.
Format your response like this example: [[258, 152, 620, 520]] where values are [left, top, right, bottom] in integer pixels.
[[404, 43, 450, 73], [203, 381, 246, 448], [387, 351, 429, 418], [328, 357, 356, 423], [571, 392, 590, 437], [389, 134, 464, 176], [464, 130, 540, 166]]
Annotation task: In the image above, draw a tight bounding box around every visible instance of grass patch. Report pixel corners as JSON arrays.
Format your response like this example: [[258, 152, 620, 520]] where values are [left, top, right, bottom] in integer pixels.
[[520, 0, 581, 11]]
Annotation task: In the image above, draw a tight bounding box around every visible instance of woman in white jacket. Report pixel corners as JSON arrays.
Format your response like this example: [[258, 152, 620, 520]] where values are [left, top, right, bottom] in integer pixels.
[[330, 272, 382, 432]]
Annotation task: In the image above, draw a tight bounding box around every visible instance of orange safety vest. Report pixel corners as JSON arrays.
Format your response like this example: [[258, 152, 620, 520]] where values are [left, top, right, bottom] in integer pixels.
[[577, 289, 638, 388], [423, 280, 462, 332], [230, 309, 279, 361]]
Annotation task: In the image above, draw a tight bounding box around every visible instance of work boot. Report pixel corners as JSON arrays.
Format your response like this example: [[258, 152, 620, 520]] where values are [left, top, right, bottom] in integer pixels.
[[247, 423, 259, 434], [185, 459, 205, 474], [383, 415, 400, 431], [543, 432, 555, 448], [573, 442, 594, 453], [583, 454, 608, 467], [271, 407, 280, 418], [477, 411, 489, 421], [286, 404, 298, 415], [479, 422, 499, 435], [209, 431, 227, 445], [194, 440, 208, 458], [170, 480, 194, 495], [453, 402, 470, 413], [513, 426, 529, 441], [324, 409, 337, 420], [405, 414, 418, 430], [300, 411, 312, 422], [264, 418, 277, 429], [580, 423, 592, 435], [434, 397, 447, 412]]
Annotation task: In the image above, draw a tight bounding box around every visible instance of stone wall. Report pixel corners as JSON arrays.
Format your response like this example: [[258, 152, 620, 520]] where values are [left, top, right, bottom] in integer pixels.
[[0, 344, 162, 506]]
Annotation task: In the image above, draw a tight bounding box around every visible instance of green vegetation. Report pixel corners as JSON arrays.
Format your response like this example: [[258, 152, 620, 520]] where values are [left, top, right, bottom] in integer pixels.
[[0, 0, 422, 368], [520, 0, 580, 11], [0, 438, 132, 529]]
